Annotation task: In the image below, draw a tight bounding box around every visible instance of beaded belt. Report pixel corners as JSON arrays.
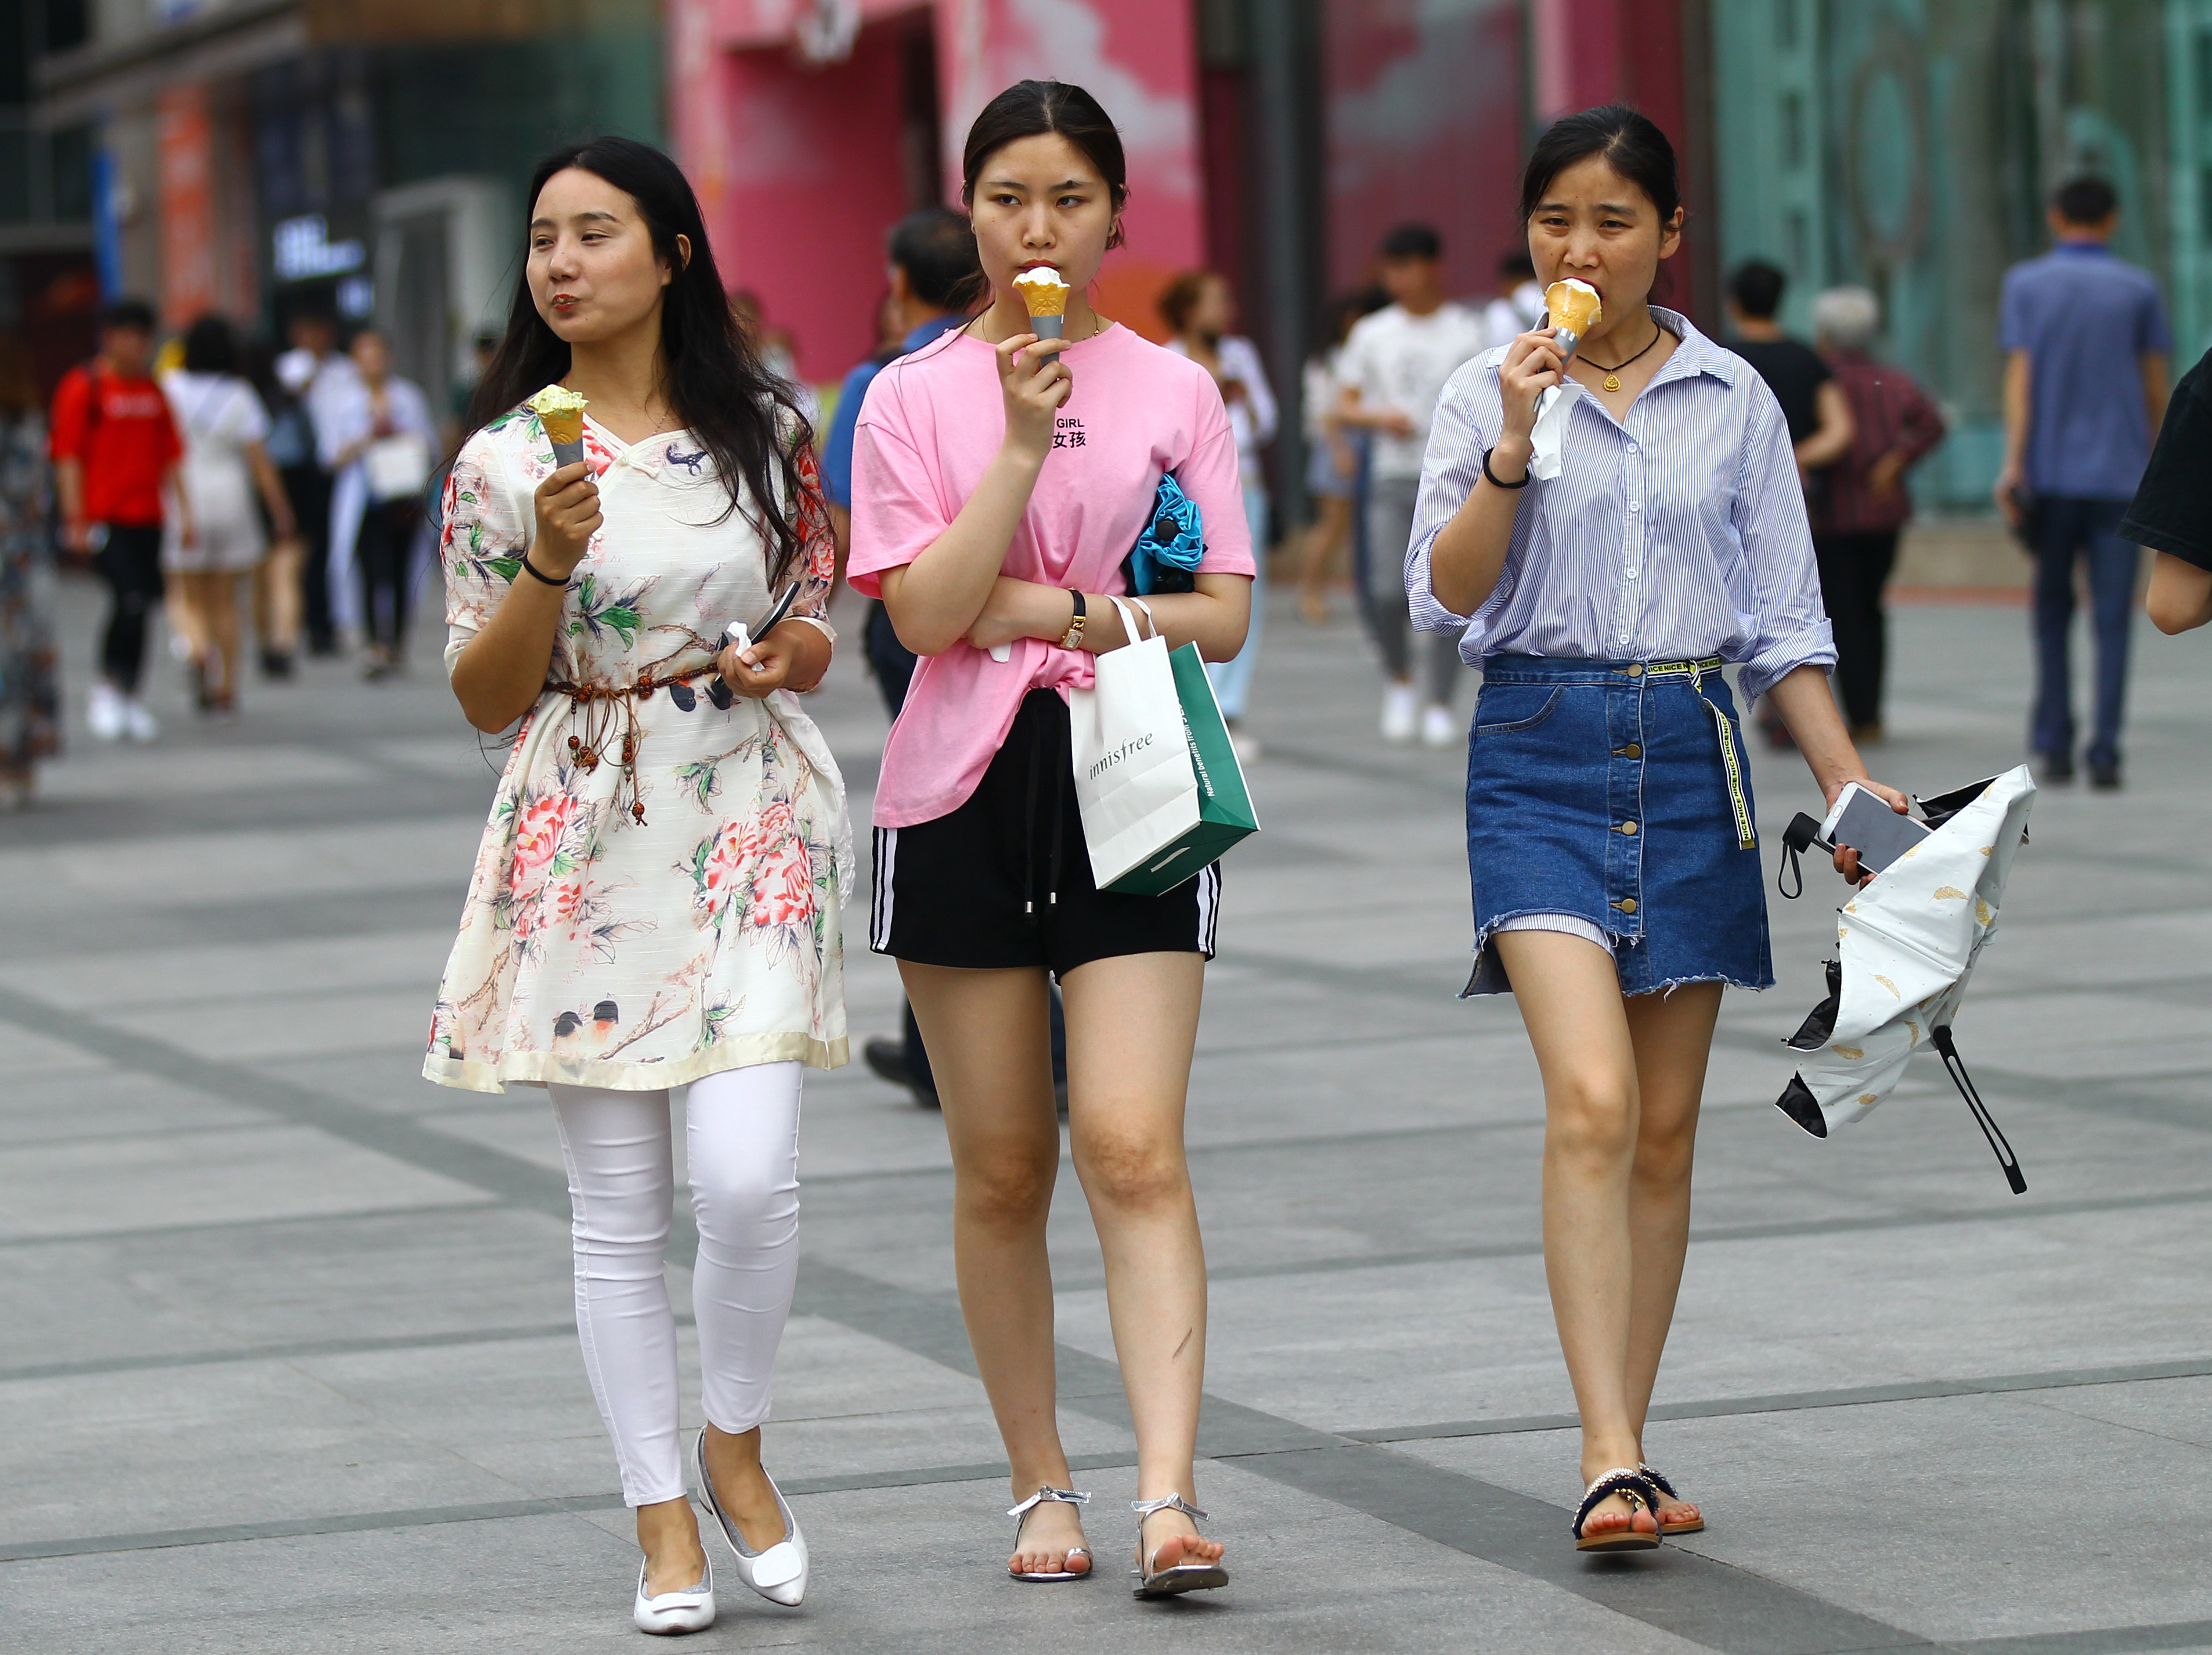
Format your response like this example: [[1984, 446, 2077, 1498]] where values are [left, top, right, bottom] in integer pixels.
[[548, 655, 728, 828]]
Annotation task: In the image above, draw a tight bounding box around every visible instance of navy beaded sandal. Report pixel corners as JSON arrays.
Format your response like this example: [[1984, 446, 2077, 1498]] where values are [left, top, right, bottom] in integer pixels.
[[1639, 1462, 1705, 1535], [1572, 1467, 1663, 1552]]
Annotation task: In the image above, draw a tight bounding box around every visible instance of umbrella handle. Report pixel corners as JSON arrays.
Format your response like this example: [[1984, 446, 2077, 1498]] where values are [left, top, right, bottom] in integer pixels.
[[1930, 1026, 2027, 1195]]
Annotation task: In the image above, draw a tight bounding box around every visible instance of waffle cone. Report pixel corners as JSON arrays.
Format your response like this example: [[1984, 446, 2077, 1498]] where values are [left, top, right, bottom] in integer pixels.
[[1022, 285, 1070, 319], [539, 408, 585, 448], [1545, 280, 1603, 339]]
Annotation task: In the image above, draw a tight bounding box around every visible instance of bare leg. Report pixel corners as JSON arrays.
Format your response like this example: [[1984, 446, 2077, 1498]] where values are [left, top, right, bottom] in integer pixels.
[[635, 1498, 709, 1594], [900, 961, 1090, 1576], [700, 1422, 789, 1551], [1494, 930, 1654, 1542], [168, 571, 214, 682], [1621, 982, 1720, 1526], [256, 542, 302, 657], [206, 572, 244, 701], [1298, 495, 1350, 623], [1059, 952, 1223, 1575]]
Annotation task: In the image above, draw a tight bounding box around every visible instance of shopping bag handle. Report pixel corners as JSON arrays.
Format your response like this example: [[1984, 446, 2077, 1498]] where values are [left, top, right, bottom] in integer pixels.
[[1103, 593, 1159, 645]]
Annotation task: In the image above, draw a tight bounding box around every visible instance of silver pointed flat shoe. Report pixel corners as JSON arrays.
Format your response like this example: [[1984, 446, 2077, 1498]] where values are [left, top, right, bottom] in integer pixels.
[[695, 1428, 808, 1607], [632, 1557, 715, 1634], [1130, 1492, 1228, 1598], [1006, 1485, 1093, 1581]]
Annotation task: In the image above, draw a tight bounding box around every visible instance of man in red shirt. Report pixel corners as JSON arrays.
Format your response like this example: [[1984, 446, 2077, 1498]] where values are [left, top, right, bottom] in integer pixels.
[[49, 298, 192, 741]]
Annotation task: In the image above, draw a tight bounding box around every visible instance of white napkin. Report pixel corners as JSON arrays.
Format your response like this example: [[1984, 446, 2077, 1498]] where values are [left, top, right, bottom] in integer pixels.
[[1528, 384, 1575, 481]]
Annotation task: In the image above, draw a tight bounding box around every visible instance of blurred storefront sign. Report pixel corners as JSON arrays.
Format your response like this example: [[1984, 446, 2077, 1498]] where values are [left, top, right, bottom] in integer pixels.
[[669, 0, 1209, 385], [157, 85, 219, 324]]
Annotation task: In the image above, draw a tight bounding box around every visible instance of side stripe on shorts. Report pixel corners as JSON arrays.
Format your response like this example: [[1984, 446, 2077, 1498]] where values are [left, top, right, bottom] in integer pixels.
[[1194, 863, 1220, 958], [869, 827, 898, 953]]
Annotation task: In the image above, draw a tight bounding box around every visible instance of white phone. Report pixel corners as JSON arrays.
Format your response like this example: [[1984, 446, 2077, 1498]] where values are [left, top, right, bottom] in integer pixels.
[[1819, 783, 1929, 875]]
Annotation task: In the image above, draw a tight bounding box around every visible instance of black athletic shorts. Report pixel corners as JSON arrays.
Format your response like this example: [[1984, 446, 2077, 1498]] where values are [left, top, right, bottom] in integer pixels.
[[869, 688, 1219, 979]]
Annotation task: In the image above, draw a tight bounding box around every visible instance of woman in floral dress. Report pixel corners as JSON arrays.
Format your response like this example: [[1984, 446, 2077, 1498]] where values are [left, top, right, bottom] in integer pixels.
[[426, 138, 845, 1634]]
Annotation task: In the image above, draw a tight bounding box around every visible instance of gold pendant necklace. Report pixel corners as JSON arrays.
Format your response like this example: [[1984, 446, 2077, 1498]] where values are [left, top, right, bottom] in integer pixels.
[[1603, 372, 1622, 393], [1583, 319, 1664, 395]]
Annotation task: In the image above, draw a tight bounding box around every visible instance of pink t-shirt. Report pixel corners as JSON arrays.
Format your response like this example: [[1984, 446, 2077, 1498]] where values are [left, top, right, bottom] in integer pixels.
[[849, 324, 1256, 828]]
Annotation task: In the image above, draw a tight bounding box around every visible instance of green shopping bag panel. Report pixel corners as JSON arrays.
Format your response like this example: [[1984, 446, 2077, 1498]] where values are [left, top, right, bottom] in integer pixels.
[[1105, 644, 1260, 896]]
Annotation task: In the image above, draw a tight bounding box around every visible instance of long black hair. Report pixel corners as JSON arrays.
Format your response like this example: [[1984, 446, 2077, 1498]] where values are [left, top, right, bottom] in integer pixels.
[[1517, 106, 1681, 225], [951, 80, 1127, 308], [466, 136, 814, 582]]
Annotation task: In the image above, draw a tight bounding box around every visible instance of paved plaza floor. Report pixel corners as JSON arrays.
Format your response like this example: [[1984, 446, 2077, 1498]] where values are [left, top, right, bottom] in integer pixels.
[[4, 572, 2211, 1653]]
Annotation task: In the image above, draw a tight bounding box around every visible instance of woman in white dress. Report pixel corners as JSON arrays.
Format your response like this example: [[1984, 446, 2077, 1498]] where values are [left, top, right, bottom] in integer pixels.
[[161, 318, 297, 713], [428, 135, 846, 1634], [322, 330, 437, 678]]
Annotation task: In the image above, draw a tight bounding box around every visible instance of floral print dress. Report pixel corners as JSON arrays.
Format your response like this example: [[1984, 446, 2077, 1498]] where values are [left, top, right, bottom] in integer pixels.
[[424, 406, 849, 1093]]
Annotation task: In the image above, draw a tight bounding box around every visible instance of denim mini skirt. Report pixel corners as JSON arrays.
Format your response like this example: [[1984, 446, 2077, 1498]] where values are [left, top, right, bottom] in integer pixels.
[[1463, 654, 1773, 998]]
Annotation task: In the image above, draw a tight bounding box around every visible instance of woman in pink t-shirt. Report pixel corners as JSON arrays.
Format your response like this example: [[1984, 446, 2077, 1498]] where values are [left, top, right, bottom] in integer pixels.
[[849, 81, 1253, 1597]]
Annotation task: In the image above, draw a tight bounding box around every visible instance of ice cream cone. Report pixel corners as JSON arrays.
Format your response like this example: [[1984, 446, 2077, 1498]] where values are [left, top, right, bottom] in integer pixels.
[[1544, 279, 1603, 354], [528, 384, 590, 466], [1015, 266, 1071, 340]]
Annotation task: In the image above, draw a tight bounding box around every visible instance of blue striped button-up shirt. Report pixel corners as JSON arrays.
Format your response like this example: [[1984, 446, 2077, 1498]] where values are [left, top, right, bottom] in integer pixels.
[[1405, 308, 1835, 702]]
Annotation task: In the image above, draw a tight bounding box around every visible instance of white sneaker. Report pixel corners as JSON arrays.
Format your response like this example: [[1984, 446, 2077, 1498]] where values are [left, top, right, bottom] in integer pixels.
[[122, 700, 161, 743], [1381, 683, 1418, 744], [1420, 704, 1459, 748], [88, 683, 126, 741]]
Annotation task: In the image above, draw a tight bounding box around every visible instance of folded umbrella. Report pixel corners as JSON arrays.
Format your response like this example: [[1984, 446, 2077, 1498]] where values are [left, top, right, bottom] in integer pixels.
[[1773, 766, 2038, 1191]]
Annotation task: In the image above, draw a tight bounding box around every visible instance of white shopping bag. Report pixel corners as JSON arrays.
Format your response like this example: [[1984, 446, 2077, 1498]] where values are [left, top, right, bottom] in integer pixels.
[[1067, 597, 1200, 888]]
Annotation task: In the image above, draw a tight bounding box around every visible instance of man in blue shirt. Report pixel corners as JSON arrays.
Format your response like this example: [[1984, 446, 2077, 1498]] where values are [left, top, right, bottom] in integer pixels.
[[1996, 176, 2172, 788], [820, 205, 976, 1107]]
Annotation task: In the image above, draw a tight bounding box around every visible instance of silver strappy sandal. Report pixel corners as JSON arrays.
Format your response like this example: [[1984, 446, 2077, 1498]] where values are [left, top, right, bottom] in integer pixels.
[[1130, 1492, 1228, 1598], [1006, 1486, 1092, 1582]]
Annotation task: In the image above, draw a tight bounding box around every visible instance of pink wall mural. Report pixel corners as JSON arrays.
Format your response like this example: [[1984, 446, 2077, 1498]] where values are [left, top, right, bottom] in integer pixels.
[[669, 0, 1207, 383], [1320, 0, 1526, 307]]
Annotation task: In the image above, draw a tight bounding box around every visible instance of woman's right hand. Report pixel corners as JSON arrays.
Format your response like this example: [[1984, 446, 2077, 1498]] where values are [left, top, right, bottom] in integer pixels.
[[1497, 327, 1568, 450], [996, 331, 1072, 460], [532, 461, 602, 578]]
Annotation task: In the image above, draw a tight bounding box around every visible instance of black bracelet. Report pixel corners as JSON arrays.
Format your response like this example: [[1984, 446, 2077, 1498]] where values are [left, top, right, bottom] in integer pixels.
[[519, 553, 566, 586], [1481, 446, 1531, 490]]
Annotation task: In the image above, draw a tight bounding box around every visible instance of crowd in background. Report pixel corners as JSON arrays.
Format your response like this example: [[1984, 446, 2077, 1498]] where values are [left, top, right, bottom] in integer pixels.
[[0, 167, 2187, 813]]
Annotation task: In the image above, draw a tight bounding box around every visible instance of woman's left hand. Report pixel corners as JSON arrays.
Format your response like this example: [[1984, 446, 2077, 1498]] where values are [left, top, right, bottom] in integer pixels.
[[716, 622, 822, 699], [1823, 775, 1910, 884]]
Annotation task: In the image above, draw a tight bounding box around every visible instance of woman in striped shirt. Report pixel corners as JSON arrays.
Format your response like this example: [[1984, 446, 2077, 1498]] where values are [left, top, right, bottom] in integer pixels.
[[1409, 106, 1906, 1552]]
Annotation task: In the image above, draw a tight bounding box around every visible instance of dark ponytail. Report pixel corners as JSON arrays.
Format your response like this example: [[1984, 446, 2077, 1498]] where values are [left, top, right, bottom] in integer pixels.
[[952, 80, 1128, 307], [465, 136, 815, 584], [1517, 106, 1681, 225]]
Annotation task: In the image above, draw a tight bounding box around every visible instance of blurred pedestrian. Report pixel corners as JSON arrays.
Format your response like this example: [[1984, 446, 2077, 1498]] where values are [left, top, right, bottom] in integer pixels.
[[1725, 260, 1854, 475], [817, 203, 980, 1108], [1294, 287, 1385, 624], [161, 317, 298, 716], [241, 339, 305, 679], [324, 328, 435, 679], [2135, 342, 2212, 635], [850, 79, 1243, 1594], [1336, 222, 1485, 747], [1807, 286, 1946, 741], [1482, 249, 1543, 349], [1162, 269, 1275, 760], [1996, 176, 2173, 788], [0, 336, 59, 805], [272, 307, 356, 657], [432, 135, 843, 1629], [1726, 260, 1853, 747], [1413, 104, 1896, 1553], [49, 297, 188, 743]]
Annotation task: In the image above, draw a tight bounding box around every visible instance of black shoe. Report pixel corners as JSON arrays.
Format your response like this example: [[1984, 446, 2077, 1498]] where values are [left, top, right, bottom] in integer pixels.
[[261, 648, 295, 681], [2038, 750, 2074, 783], [864, 1036, 939, 1108], [2088, 757, 2121, 790]]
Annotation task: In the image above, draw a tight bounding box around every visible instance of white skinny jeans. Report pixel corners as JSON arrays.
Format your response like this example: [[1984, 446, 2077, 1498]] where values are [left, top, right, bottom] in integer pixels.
[[548, 1062, 803, 1508]]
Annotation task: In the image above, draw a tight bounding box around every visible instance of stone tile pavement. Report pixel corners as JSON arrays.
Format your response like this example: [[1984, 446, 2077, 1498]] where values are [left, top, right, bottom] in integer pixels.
[[4, 572, 2211, 1653]]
